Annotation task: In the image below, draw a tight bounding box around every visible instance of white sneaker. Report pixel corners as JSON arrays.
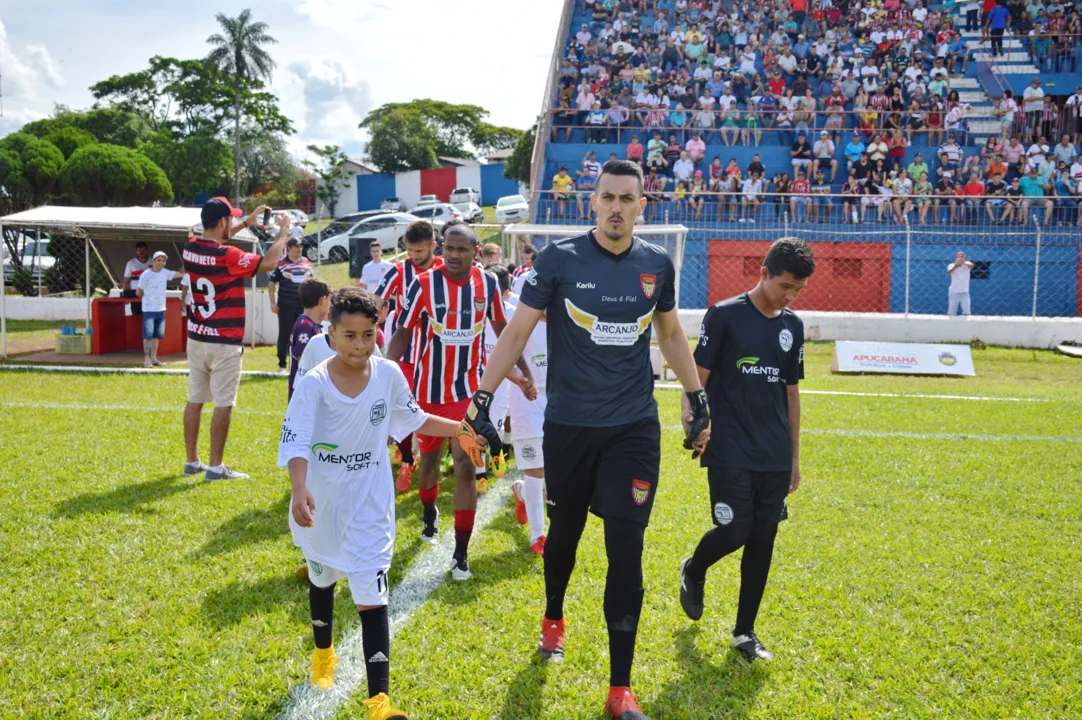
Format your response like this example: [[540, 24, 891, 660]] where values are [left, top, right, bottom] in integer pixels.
[[277, 367, 289, 375], [184, 461, 208, 476], [748, 218, 756, 223], [450, 556, 472, 581], [738, 217, 746, 223], [205, 465, 250, 481]]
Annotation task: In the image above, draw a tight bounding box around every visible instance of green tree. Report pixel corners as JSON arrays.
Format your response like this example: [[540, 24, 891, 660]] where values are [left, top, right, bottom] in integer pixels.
[[0, 133, 66, 214], [44, 127, 97, 159], [143, 128, 232, 204], [240, 131, 301, 197], [205, 9, 278, 203], [59, 144, 173, 206], [21, 106, 152, 149], [363, 109, 440, 174], [304, 145, 350, 218], [472, 123, 526, 157], [504, 125, 535, 187]]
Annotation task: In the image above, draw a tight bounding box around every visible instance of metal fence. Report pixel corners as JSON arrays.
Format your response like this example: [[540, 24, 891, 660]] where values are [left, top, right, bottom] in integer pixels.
[[528, 190, 1081, 318]]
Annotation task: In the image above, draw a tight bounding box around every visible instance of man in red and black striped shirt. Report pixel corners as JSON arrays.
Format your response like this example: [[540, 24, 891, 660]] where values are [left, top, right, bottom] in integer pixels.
[[182, 197, 292, 481], [387, 223, 535, 580], [375, 221, 442, 492]]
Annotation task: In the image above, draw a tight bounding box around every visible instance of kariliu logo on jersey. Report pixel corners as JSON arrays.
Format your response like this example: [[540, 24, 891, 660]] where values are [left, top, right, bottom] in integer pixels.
[[736, 356, 781, 382], [564, 298, 653, 347]]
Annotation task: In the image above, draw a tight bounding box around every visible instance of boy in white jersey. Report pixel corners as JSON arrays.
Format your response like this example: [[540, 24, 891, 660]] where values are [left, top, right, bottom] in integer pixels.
[[278, 288, 459, 720], [489, 264, 549, 555], [477, 263, 514, 493]]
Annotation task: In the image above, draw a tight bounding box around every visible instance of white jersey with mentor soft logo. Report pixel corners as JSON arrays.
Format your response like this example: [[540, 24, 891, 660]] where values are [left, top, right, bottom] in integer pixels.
[[278, 357, 427, 573]]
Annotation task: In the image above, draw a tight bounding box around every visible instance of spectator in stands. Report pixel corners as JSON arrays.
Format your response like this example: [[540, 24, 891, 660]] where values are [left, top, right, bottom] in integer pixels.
[[741, 99, 763, 146], [686, 130, 706, 163], [627, 134, 645, 165], [809, 169, 833, 223], [984, 0, 1012, 58], [790, 131, 813, 177], [586, 102, 609, 143], [1054, 136, 1078, 167], [811, 131, 837, 183], [1022, 78, 1045, 143], [1020, 167, 1054, 224], [844, 132, 866, 172], [914, 172, 935, 224], [938, 133, 964, 177], [1000, 176, 1025, 224], [983, 172, 1008, 222], [718, 88, 740, 145], [935, 176, 959, 223], [1066, 85, 1082, 146], [551, 167, 574, 219], [887, 128, 909, 171], [1025, 135, 1050, 174], [740, 171, 764, 223], [907, 153, 930, 185], [789, 170, 811, 222], [842, 170, 865, 223], [947, 252, 974, 317], [867, 133, 889, 165], [960, 173, 986, 222], [673, 150, 695, 185], [608, 99, 631, 143], [688, 171, 708, 220]]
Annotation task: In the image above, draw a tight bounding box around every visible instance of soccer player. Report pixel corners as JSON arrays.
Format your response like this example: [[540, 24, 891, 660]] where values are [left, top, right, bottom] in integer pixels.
[[510, 244, 538, 297], [183, 198, 290, 481], [375, 221, 443, 493], [288, 278, 330, 400], [268, 238, 314, 374], [478, 263, 514, 494], [387, 223, 535, 581], [460, 160, 710, 720], [280, 288, 459, 719], [678, 237, 815, 664]]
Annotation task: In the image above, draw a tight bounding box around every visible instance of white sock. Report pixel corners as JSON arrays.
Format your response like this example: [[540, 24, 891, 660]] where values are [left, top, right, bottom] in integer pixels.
[[208, 464, 225, 473], [475, 463, 487, 477], [523, 474, 546, 542]]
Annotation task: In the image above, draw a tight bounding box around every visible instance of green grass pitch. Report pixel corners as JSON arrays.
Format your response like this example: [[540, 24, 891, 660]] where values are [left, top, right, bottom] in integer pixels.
[[0, 343, 1079, 719]]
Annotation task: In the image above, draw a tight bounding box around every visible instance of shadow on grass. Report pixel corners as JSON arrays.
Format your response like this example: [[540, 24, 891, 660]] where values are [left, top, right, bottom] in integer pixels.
[[195, 489, 291, 557], [650, 626, 766, 719], [53, 473, 195, 517], [201, 571, 309, 630], [497, 654, 551, 720]]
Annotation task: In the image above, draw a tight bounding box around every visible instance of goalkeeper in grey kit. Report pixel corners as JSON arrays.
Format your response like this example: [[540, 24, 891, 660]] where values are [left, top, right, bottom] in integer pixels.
[[458, 160, 710, 720]]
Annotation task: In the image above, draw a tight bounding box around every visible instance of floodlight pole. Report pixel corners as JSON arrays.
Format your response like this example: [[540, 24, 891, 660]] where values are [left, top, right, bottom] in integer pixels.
[[1031, 216, 1041, 319], [1, 221, 7, 360]]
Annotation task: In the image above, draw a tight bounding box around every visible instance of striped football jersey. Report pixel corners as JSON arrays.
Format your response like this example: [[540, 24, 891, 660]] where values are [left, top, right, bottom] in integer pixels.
[[375, 257, 444, 363], [182, 237, 262, 344]]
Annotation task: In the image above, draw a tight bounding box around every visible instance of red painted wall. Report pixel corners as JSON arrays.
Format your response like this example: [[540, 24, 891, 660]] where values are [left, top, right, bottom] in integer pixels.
[[707, 240, 893, 312], [419, 168, 458, 202]]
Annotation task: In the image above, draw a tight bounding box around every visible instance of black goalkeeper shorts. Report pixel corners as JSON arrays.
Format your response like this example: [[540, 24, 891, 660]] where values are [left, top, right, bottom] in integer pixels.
[[706, 465, 790, 530], [543, 417, 661, 527]]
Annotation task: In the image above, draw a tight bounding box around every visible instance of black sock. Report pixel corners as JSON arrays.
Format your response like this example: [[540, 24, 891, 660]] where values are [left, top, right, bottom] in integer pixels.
[[543, 509, 588, 621], [359, 605, 391, 698], [397, 437, 414, 466], [309, 580, 336, 649], [733, 522, 779, 637], [604, 517, 645, 688], [686, 523, 752, 582]]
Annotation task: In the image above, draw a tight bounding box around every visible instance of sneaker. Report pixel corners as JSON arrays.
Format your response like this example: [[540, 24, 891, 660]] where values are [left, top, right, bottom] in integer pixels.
[[205, 465, 249, 481], [152, 359, 164, 367], [511, 480, 528, 525], [731, 631, 774, 662], [476, 473, 490, 496], [538, 616, 565, 663], [679, 557, 705, 621], [278, 366, 289, 375], [143, 357, 153, 368], [308, 646, 337, 690], [605, 686, 652, 720], [183, 460, 208, 476], [737, 217, 746, 223], [395, 463, 414, 494], [748, 218, 756, 223], [530, 535, 546, 556], [421, 506, 439, 544], [362, 691, 408, 719], [450, 555, 472, 581]]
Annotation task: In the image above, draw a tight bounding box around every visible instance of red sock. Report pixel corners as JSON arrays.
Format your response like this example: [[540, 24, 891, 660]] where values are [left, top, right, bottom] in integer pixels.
[[419, 483, 439, 506], [454, 509, 476, 557]]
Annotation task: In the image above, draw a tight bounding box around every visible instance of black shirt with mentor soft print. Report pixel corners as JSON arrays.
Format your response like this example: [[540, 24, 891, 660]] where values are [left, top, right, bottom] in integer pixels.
[[693, 293, 804, 472], [519, 230, 676, 427]]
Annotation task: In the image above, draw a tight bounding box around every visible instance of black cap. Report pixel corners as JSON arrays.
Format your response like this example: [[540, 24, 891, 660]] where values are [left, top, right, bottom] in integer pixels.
[[201, 196, 242, 229], [286, 238, 301, 247]]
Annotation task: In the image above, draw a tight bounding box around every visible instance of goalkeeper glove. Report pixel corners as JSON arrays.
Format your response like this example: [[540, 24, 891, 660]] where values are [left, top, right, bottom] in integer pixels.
[[459, 390, 503, 467], [684, 388, 710, 460]]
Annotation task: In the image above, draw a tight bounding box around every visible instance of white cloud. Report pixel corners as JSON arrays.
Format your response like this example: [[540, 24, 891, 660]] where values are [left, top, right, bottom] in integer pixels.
[[276, 55, 374, 159], [0, 17, 65, 106]]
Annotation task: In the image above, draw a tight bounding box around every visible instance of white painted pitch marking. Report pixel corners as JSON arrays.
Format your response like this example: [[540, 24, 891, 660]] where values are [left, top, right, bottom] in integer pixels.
[[654, 383, 1043, 402], [0, 401, 282, 416], [0, 364, 280, 377], [662, 424, 1081, 444], [275, 478, 516, 720]]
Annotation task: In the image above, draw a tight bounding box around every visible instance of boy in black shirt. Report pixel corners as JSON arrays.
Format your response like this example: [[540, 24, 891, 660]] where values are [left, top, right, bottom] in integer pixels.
[[679, 237, 816, 663]]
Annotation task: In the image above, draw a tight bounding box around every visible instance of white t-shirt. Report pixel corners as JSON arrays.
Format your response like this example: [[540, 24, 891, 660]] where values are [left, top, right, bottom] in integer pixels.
[[124, 258, 151, 283], [278, 357, 427, 573], [360, 259, 393, 294], [673, 159, 694, 181], [179, 274, 194, 314], [136, 267, 171, 313], [1023, 86, 1044, 113], [948, 263, 971, 294]]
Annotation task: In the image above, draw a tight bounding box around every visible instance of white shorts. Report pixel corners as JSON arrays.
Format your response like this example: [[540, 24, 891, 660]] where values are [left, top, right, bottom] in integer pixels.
[[305, 555, 390, 607], [510, 388, 546, 457], [492, 378, 511, 436], [514, 436, 545, 470]]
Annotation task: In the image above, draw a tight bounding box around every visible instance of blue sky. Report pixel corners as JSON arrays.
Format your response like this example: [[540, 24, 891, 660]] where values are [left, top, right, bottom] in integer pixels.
[[0, 0, 563, 159]]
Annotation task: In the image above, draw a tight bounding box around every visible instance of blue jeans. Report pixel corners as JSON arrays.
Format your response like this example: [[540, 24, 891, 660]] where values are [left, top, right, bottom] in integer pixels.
[[142, 310, 165, 339]]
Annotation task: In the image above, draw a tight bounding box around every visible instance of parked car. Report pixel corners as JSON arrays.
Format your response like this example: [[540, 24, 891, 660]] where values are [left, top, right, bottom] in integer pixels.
[[306, 213, 418, 263], [280, 209, 310, 227], [2, 235, 55, 286], [380, 197, 406, 212], [495, 194, 529, 224], [449, 187, 480, 205], [409, 203, 463, 229], [456, 202, 485, 223], [416, 194, 440, 206]]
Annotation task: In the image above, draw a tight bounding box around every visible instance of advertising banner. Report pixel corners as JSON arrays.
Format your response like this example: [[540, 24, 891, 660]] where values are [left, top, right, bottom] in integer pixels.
[[832, 341, 975, 376]]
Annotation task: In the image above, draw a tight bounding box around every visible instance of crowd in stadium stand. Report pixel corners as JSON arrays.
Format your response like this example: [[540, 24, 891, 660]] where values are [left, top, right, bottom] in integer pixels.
[[545, 0, 1082, 224]]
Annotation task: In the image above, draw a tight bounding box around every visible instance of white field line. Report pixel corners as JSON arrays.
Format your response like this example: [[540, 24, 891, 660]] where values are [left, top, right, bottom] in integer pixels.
[[655, 383, 1043, 402], [0, 401, 282, 415], [0, 364, 280, 377], [662, 424, 1082, 444], [276, 478, 515, 720]]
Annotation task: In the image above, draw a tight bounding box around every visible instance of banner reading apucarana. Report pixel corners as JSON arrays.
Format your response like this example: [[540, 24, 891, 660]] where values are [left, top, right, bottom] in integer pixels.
[[832, 341, 975, 376]]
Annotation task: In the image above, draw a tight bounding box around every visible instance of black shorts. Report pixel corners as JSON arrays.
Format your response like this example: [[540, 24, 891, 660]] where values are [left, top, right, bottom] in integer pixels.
[[706, 466, 790, 530], [543, 417, 661, 527]]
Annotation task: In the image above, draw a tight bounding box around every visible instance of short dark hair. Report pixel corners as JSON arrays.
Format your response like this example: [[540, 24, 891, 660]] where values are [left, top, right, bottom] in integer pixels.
[[442, 220, 477, 245], [485, 262, 510, 293], [135, 241, 148, 250], [521, 244, 538, 257], [763, 237, 816, 280], [597, 159, 644, 195], [404, 220, 436, 245], [329, 287, 379, 325], [298, 277, 331, 309]]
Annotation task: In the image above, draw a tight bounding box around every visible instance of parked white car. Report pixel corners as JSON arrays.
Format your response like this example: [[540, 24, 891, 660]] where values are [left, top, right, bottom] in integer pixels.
[[380, 197, 406, 212], [409, 203, 463, 229], [2, 235, 55, 285], [280, 209, 310, 227], [449, 187, 481, 205], [494, 194, 529, 224], [308, 213, 418, 263], [416, 194, 440, 206], [456, 202, 485, 223]]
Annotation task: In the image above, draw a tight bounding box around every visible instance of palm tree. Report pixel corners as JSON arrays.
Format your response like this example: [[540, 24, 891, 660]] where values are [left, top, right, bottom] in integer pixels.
[[205, 9, 277, 202]]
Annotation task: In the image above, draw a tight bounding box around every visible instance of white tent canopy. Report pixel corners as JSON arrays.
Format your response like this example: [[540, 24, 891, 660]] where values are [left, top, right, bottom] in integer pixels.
[[0, 205, 260, 243]]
